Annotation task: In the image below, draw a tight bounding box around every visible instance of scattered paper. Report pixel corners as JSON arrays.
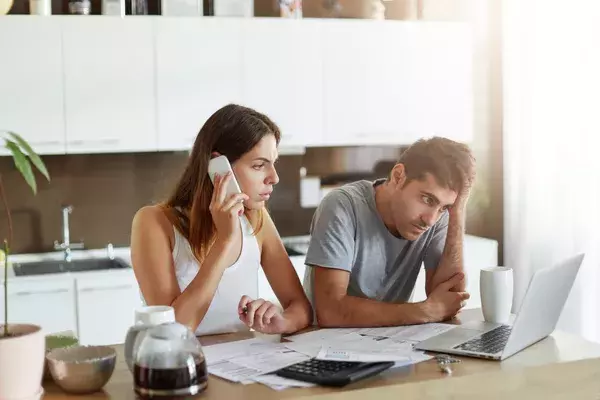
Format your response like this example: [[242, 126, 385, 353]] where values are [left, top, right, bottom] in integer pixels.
[[316, 346, 410, 363], [284, 331, 369, 358], [229, 348, 310, 374], [284, 340, 324, 358], [208, 360, 266, 383], [203, 338, 285, 365], [358, 323, 456, 342], [357, 326, 412, 338], [206, 323, 447, 389], [380, 338, 420, 353], [388, 323, 457, 342], [285, 328, 361, 343], [206, 339, 309, 384], [313, 333, 420, 363], [253, 374, 317, 391], [391, 352, 433, 368]]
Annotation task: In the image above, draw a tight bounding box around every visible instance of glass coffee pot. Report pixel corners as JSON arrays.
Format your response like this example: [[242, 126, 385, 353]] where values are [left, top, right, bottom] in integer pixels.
[[133, 322, 207, 399], [125, 305, 176, 372]]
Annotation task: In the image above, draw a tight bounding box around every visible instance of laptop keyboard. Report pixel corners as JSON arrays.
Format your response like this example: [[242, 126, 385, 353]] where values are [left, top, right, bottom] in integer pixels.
[[453, 325, 512, 354]]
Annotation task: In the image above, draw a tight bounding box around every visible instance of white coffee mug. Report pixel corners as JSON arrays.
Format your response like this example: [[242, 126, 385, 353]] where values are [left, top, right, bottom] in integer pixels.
[[480, 267, 513, 323]]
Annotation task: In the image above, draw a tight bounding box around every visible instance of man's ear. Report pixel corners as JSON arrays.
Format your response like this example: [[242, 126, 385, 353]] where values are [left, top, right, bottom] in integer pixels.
[[390, 163, 407, 187]]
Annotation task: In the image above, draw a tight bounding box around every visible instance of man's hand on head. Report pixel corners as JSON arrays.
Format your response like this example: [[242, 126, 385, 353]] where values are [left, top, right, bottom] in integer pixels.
[[452, 156, 476, 212]]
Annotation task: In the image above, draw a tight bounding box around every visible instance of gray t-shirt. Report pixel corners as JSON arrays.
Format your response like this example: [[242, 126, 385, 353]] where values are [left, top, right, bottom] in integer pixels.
[[303, 179, 448, 310]]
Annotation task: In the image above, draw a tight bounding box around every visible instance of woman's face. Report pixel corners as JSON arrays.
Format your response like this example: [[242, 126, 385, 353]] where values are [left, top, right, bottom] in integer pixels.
[[231, 135, 280, 210]]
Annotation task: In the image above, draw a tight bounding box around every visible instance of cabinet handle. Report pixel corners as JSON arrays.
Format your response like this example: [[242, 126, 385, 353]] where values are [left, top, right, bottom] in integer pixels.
[[79, 284, 132, 293], [13, 289, 69, 296], [68, 139, 120, 146]]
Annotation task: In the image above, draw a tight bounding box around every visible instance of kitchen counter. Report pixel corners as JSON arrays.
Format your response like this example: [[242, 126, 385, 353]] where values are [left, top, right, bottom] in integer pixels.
[[42, 309, 600, 399], [1, 246, 133, 283], [1, 246, 140, 346]]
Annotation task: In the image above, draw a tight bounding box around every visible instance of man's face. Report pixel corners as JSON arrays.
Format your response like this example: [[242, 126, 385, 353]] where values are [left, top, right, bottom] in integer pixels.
[[389, 168, 458, 240]]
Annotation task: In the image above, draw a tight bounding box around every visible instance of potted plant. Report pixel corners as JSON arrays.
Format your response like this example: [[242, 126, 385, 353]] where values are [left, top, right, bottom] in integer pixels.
[[0, 131, 51, 400]]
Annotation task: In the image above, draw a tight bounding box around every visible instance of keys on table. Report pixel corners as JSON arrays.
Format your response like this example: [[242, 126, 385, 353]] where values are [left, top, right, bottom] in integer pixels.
[[434, 355, 461, 375]]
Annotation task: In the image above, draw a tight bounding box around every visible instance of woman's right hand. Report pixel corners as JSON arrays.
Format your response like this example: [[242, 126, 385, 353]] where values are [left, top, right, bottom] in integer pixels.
[[209, 172, 249, 246]]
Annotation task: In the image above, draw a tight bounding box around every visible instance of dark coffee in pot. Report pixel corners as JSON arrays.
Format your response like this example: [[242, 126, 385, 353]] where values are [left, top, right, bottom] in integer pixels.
[[133, 358, 207, 399]]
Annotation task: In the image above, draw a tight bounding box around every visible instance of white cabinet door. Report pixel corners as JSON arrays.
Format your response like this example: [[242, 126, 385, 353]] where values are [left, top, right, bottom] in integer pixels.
[[155, 18, 244, 152], [363, 22, 473, 145], [321, 20, 371, 146], [76, 272, 142, 346], [0, 17, 66, 155], [242, 19, 324, 149], [62, 17, 157, 154], [323, 20, 473, 146], [0, 279, 77, 336]]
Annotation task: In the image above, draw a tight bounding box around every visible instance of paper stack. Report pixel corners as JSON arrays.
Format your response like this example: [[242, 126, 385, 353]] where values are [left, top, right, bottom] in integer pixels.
[[203, 323, 457, 391]]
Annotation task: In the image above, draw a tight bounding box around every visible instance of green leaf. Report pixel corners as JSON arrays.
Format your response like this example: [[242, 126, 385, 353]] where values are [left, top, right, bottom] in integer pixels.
[[5, 140, 37, 195], [6, 131, 50, 182]]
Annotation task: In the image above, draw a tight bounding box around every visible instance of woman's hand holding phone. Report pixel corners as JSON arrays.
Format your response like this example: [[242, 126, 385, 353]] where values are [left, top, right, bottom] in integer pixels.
[[209, 172, 249, 250]]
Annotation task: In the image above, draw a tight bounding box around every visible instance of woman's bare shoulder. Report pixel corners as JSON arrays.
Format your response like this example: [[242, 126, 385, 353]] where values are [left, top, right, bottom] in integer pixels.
[[132, 205, 175, 242], [253, 209, 280, 250]]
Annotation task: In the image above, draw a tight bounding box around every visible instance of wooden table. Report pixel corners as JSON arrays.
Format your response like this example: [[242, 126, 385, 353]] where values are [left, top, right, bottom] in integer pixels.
[[42, 309, 600, 399]]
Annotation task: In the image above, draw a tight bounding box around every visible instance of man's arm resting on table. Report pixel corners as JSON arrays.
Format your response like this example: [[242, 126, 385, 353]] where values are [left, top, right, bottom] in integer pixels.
[[313, 266, 434, 327]]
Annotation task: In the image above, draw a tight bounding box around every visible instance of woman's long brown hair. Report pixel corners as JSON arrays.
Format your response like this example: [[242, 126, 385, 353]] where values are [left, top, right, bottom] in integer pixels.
[[161, 104, 281, 262]]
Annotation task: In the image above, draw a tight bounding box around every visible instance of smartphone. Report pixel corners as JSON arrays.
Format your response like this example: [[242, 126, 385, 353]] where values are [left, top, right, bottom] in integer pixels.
[[208, 155, 242, 197]]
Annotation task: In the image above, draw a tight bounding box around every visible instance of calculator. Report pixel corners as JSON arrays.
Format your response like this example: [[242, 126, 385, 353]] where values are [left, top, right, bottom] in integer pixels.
[[274, 358, 395, 387]]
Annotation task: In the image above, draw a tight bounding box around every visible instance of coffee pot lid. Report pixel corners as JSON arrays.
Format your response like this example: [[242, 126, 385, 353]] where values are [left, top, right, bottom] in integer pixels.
[[135, 306, 175, 326]]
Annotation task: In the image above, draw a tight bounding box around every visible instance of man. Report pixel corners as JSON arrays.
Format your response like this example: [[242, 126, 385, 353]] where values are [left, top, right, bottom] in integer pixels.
[[303, 137, 476, 327]]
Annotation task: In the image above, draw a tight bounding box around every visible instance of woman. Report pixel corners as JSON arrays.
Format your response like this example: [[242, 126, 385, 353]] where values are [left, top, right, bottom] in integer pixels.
[[130, 104, 312, 336]]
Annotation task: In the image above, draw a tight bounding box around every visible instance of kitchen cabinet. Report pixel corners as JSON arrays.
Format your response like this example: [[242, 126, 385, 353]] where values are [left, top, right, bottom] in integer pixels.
[[155, 18, 244, 152], [61, 17, 157, 154], [0, 279, 77, 336], [2, 260, 141, 345], [75, 272, 142, 346], [320, 20, 371, 146], [242, 19, 324, 148], [0, 17, 66, 155], [322, 20, 473, 146], [0, 16, 474, 156]]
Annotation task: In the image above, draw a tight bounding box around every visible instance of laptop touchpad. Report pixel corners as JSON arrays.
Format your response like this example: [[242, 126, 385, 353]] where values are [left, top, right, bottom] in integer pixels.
[[460, 320, 504, 332], [420, 327, 483, 349]]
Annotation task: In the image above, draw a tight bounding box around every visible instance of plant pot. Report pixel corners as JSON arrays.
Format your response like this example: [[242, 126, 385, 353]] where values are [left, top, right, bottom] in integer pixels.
[[0, 324, 45, 400]]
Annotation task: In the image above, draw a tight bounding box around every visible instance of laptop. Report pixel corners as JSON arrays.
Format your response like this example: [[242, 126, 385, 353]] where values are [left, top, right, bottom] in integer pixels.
[[415, 253, 584, 361]]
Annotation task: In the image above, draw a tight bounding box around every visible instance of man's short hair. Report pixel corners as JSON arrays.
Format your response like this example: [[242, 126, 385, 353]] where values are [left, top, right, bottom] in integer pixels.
[[395, 137, 474, 193]]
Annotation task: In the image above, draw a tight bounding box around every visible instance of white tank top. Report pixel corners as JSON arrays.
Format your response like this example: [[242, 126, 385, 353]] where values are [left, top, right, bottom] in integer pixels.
[[171, 216, 261, 336]]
